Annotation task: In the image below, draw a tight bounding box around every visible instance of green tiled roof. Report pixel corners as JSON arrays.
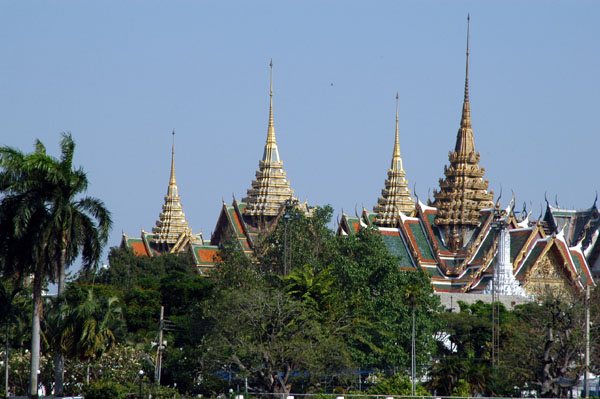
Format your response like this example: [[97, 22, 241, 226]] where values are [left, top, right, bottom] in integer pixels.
[[517, 242, 545, 278], [366, 212, 377, 225], [191, 244, 220, 267], [344, 216, 361, 235], [426, 212, 449, 251], [381, 234, 414, 269], [408, 221, 435, 260], [510, 231, 530, 263], [473, 229, 494, 262], [422, 264, 443, 277], [570, 251, 588, 285]]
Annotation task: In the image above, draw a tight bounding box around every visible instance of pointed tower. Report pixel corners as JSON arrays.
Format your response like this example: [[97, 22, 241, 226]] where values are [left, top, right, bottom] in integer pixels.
[[243, 60, 296, 220], [151, 131, 195, 249], [432, 15, 494, 251], [374, 93, 414, 226]]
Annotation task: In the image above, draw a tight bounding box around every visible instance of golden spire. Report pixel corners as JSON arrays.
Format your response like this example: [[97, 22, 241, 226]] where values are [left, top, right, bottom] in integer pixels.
[[244, 60, 295, 218], [392, 92, 402, 169], [432, 15, 494, 251], [168, 129, 177, 194], [152, 131, 193, 246], [455, 13, 475, 155], [261, 59, 281, 163], [374, 93, 414, 226]]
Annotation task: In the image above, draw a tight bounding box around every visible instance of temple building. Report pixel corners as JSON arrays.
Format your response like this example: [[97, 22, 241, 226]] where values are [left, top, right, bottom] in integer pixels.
[[121, 132, 219, 274], [542, 198, 600, 280], [209, 61, 310, 255], [338, 18, 595, 297]]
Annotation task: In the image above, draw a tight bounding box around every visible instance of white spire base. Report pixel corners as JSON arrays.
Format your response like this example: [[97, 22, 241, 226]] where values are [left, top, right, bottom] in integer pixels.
[[483, 227, 528, 297]]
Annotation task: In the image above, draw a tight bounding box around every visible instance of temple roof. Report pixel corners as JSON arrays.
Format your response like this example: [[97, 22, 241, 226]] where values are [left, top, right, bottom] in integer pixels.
[[151, 132, 198, 246], [243, 61, 296, 218], [337, 200, 595, 295], [432, 15, 494, 250], [543, 200, 600, 248], [374, 94, 415, 226]]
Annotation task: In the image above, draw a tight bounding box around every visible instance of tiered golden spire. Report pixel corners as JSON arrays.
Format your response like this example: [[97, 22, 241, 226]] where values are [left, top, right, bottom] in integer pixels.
[[243, 60, 295, 218], [374, 93, 414, 226], [432, 15, 494, 251], [152, 131, 194, 245]]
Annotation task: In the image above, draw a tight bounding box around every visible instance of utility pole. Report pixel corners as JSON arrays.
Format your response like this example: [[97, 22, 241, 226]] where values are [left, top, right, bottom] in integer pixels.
[[155, 306, 165, 385], [584, 285, 590, 398], [411, 306, 416, 396], [5, 323, 9, 398], [490, 208, 503, 370]]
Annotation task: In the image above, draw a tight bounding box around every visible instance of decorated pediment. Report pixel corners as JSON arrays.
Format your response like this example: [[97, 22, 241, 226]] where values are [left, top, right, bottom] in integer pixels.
[[523, 251, 575, 299]]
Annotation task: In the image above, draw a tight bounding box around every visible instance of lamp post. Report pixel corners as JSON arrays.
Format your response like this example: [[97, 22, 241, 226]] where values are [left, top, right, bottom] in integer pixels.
[[138, 370, 144, 399]]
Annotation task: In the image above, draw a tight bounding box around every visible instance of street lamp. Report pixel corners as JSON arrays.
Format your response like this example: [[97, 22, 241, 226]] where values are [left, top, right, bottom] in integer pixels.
[[138, 370, 144, 399]]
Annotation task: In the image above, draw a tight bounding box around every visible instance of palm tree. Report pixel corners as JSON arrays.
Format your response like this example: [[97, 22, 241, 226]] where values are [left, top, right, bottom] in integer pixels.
[[49, 286, 121, 386], [41, 134, 112, 396], [0, 134, 112, 397], [0, 139, 60, 398]]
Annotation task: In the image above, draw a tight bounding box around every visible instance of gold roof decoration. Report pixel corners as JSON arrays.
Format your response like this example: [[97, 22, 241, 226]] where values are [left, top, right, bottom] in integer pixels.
[[152, 131, 198, 246], [374, 93, 415, 226], [432, 15, 494, 251], [243, 60, 296, 218]]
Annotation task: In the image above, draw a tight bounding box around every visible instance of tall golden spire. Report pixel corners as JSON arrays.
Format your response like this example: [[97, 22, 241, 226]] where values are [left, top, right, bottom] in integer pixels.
[[262, 59, 280, 163], [455, 13, 475, 155], [169, 130, 177, 193], [152, 131, 193, 246], [432, 15, 494, 251], [244, 60, 295, 218], [374, 93, 414, 226]]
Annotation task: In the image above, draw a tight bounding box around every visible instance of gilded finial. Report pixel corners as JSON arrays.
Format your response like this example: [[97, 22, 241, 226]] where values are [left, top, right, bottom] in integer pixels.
[[169, 130, 176, 186], [267, 59, 275, 144], [394, 92, 401, 160], [465, 14, 470, 103]]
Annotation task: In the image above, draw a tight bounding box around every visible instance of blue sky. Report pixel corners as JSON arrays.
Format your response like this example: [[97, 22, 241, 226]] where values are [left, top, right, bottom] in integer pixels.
[[1, 1, 599, 268]]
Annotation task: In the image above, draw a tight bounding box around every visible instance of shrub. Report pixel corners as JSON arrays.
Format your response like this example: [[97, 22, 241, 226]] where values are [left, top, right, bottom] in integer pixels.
[[84, 380, 127, 399], [367, 373, 430, 396]]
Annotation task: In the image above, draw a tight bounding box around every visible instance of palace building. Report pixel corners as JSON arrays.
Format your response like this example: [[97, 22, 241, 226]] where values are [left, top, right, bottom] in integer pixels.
[[337, 18, 595, 297], [122, 23, 595, 295]]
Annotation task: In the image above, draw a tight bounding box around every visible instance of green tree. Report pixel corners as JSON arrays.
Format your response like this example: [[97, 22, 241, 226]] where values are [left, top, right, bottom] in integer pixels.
[[503, 293, 590, 398], [205, 206, 441, 393], [0, 139, 64, 397], [31, 134, 112, 396], [204, 286, 351, 394], [331, 227, 441, 373], [428, 301, 513, 396], [58, 285, 121, 387]]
